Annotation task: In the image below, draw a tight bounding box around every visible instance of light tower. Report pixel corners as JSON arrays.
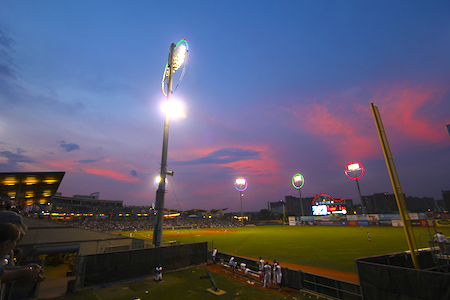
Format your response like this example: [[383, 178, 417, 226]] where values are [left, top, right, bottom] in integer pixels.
[[153, 39, 189, 247]]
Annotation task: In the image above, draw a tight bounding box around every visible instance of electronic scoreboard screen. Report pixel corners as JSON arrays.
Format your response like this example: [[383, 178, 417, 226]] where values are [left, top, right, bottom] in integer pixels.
[[312, 205, 328, 216], [312, 204, 347, 215]]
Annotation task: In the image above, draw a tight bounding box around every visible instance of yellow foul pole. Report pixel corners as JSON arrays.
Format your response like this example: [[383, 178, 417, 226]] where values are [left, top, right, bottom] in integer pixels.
[[370, 103, 420, 269]]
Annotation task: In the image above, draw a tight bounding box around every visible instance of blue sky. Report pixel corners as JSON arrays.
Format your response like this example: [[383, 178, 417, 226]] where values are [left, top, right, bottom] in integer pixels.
[[1, 1, 449, 212]]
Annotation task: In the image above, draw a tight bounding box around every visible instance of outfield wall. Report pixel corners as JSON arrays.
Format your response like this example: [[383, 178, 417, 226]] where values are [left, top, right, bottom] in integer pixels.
[[289, 214, 450, 227], [73, 242, 208, 291]]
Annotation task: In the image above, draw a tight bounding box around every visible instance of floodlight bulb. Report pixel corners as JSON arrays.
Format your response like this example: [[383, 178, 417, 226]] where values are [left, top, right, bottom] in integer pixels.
[[348, 163, 360, 171], [294, 175, 303, 182], [173, 45, 187, 71], [236, 178, 246, 185]]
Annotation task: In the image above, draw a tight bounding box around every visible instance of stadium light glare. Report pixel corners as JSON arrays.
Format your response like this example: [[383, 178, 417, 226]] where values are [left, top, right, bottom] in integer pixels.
[[160, 99, 186, 118]]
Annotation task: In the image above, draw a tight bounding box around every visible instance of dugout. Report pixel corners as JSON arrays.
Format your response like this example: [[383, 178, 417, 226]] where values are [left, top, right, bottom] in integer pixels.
[[356, 250, 450, 300], [216, 252, 361, 299], [74, 242, 208, 290]]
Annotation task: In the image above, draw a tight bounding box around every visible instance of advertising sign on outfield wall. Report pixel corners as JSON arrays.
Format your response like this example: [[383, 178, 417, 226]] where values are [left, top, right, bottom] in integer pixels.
[[320, 221, 348, 226], [379, 220, 392, 226], [367, 214, 379, 221], [392, 220, 404, 227], [301, 216, 315, 221], [408, 213, 419, 220], [368, 221, 379, 226], [330, 214, 347, 221], [358, 220, 369, 226], [348, 220, 358, 226], [436, 219, 450, 227], [347, 215, 357, 220], [289, 216, 296, 226], [379, 214, 401, 220], [410, 220, 421, 226]]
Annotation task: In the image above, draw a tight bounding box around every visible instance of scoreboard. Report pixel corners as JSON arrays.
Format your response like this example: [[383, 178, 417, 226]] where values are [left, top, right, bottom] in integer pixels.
[[312, 204, 347, 216]]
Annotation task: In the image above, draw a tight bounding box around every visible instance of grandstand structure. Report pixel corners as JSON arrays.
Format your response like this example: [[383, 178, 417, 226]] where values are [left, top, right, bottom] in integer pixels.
[[50, 192, 123, 214], [0, 172, 65, 210]]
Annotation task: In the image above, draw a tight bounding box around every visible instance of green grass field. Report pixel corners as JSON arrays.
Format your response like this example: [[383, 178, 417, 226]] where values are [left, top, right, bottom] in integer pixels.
[[118, 225, 450, 273]]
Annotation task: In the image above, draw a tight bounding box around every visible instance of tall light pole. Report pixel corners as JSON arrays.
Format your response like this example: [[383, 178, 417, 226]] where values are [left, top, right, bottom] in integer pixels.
[[235, 177, 247, 222], [292, 173, 305, 218], [153, 39, 188, 247], [345, 161, 365, 215]]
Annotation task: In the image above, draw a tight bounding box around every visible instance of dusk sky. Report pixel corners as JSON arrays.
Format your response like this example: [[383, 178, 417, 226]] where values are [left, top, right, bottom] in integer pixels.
[[1, 1, 449, 213]]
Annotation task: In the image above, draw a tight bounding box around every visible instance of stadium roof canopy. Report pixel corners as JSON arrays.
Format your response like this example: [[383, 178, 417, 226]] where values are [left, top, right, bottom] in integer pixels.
[[0, 172, 65, 207]]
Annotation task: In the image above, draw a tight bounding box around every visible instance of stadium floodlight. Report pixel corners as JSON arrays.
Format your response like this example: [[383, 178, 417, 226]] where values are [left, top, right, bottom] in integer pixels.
[[161, 39, 189, 97], [160, 99, 186, 119], [235, 177, 247, 222], [345, 161, 365, 215], [348, 163, 360, 172], [153, 38, 189, 248], [292, 173, 305, 218], [153, 176, 168, 189]]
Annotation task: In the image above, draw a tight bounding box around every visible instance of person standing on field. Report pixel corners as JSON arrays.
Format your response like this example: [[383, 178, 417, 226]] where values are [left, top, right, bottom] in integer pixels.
[[155, 265, 162, 281], [367, 232, 371, 242], [263, 261, 271, 288], [258, 256, 264, 281], [272, 260, 278, 284], [212, 248, 218, 264], [275, 263, 282, 291], [258, 257, 264, 272]]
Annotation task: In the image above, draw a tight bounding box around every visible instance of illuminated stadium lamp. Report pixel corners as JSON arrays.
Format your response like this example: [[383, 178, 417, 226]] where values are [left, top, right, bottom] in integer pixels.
[[235, 177, 247, 191], [154, 176, 168, 189], [154, 38, 189, 248], [345, 161, 364, 180], [235, 177, 247, 222], [292, 173, 305, 218], [345, 160, 365, 215], [160, 99, 185, 119], [161, 39, 189, 97]]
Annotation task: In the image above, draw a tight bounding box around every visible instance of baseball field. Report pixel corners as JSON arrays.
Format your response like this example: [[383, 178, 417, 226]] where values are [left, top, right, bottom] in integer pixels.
[[123, 224, 450, 274]]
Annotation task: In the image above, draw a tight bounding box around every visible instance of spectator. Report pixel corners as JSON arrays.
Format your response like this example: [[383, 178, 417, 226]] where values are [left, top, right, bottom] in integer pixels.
[[0, 212, 45, 284]]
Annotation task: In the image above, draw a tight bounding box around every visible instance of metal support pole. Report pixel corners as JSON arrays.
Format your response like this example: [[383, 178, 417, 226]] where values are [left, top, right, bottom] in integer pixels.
[[371, 102, 419, 269], [299, 189, 304, 218], [240, 192, 243, 222], [153, 43, 176, 248], [355, 175, 365, 215]]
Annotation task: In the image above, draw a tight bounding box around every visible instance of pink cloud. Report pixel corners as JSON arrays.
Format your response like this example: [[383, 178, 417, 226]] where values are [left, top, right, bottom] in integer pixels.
[[284, 83, 449, 160], [285, 102, 379, 160], [372, 84, 449, 143], [45, 159, 138, 183]]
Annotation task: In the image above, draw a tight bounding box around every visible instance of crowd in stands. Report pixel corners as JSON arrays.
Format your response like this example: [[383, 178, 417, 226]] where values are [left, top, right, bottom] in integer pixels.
[[51, 217, 243, 233]]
